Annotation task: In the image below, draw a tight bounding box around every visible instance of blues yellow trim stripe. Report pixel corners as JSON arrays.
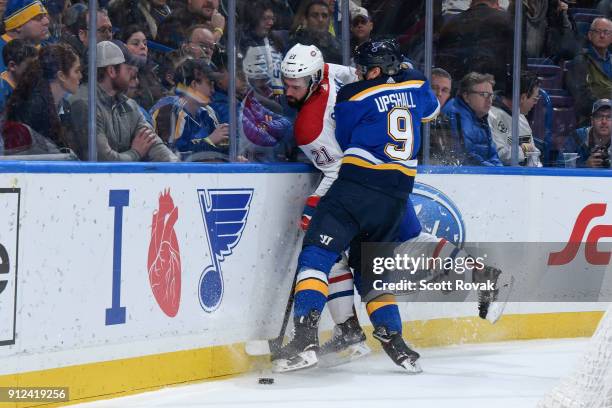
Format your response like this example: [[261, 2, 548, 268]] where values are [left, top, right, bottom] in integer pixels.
[[295, 278, 329, 297], [366, 294, 397, 315], [343, 156, 417, 177], [4, 2, 47, 31], [349, 80, 425, 102]]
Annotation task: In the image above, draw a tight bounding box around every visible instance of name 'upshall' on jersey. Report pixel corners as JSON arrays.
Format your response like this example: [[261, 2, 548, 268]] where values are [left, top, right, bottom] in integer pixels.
[[334, 68, 440, 197]]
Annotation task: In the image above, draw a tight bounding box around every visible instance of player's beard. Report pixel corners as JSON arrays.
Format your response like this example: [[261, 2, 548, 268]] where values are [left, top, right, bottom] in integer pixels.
[[287, 93, 308, 109]]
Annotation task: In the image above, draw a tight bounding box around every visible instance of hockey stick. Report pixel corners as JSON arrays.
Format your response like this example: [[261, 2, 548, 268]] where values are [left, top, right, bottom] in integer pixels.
[[268, 268, 298, 359]]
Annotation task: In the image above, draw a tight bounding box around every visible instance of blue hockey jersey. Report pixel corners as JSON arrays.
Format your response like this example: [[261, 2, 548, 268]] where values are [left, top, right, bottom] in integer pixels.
[[334, 69, 439, 197]]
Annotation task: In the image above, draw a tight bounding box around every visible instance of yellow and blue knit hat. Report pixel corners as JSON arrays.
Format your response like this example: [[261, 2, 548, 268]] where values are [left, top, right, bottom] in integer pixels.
[[3, 0, 47, 31]]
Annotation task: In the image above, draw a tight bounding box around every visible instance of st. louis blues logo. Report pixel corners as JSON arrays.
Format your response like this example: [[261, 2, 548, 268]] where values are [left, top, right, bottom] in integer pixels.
[[412, 183, 465, 247], [197, 188, 253, 312]]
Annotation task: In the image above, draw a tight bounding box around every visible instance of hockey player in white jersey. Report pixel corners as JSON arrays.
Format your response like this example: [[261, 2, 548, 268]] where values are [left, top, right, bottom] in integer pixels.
[[282, 43, 371, 366]]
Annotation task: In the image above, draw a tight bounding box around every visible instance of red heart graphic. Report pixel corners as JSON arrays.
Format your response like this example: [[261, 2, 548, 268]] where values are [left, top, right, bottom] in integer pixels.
[[147, 189, 181, 317]]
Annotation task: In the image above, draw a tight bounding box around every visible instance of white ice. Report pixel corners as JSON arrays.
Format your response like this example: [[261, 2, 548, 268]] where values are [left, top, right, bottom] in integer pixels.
[[75, 338, 588, 408]]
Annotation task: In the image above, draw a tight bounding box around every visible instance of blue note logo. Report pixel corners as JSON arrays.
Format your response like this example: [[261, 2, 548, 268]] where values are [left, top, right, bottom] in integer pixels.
[[412, 183, 465, 247], [198, 189, 253, 312]]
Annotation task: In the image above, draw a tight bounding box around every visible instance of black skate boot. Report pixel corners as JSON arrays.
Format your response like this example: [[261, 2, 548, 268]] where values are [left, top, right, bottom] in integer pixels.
[[372, 326, 422, 373], [318, 316, 371, 367], [272, 310, 320, 373], [475, 264, 514, 324]]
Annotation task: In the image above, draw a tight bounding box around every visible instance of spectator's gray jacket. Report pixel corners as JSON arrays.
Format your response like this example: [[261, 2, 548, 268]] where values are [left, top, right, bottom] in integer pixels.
[[71, 84, 178, 161]]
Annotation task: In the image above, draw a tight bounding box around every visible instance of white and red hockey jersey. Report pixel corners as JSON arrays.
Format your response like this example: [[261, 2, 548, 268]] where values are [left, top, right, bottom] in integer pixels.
[[294, 63, 358, 197]]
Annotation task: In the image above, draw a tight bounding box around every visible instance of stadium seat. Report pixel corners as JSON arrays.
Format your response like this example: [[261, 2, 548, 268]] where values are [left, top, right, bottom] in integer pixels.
[[573, 13, 604, 38], [568, 7, 599, 18], [528, 58, 555, 65], [528, 90, 576, 166], [528, 64, 563, 90]]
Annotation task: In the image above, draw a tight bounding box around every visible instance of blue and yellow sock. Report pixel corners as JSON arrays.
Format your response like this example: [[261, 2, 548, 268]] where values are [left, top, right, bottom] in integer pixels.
[[366, 294, 402, 333]]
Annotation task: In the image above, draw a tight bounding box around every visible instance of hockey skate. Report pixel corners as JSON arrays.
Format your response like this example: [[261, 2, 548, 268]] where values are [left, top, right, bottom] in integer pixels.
[[272, 310, 320, 373], [318, 316, 371, 368], [373, 326, 422, 373], [475, 265, 515, 324]]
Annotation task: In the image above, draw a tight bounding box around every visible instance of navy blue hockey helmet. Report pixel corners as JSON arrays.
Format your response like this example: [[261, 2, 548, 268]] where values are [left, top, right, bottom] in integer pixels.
[[354, 39, 403, 76]]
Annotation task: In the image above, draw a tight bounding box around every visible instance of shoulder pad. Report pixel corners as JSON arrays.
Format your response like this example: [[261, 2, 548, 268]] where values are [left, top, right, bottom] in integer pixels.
[[336, 79, 384, 103], [294, 100, 326, 146]]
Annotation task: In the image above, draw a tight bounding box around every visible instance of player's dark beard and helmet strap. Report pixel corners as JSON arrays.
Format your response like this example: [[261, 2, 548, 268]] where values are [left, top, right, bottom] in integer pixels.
[[287, 78, 315, 110]]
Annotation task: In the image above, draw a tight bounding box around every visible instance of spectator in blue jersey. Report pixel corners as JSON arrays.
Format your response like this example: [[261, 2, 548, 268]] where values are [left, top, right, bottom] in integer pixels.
[[150, 58, 229, 159], [557, 99, 612, 168], [442, 72, 502, 166], [0, 39, 36, 112], [0, 0, 49, 72]]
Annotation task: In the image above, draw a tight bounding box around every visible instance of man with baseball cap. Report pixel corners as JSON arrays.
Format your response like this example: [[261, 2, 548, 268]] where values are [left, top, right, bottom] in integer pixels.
[[71, 40, 178, 161], [0, 0, 49, 71], [350, 7, 373, 49], [559, 98, 612, 168]]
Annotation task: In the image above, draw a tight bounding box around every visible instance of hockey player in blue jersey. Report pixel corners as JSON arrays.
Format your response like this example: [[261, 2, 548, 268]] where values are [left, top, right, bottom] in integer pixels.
[[272, 39, 439, 373]]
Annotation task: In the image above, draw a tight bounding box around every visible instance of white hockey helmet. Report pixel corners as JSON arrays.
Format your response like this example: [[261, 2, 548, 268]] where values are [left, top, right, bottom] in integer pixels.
[[242, 47, 270, 80], [281, 43, 324, 84]]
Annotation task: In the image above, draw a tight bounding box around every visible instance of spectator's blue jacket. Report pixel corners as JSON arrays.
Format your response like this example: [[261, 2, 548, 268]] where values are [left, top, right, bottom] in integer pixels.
[[0, 71, 15, 113], [557, 126, 596, 167], [210, 90, 229, 124], [0, 34, 13, 72], [443, 97, 502, 166]]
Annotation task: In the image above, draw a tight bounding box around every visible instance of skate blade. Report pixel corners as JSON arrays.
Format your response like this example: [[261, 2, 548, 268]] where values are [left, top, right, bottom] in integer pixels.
[[486, 275, 515, 324], [400, 358, 423, 374], [272, 350, 318, 373], [318, 341, 371, 368]]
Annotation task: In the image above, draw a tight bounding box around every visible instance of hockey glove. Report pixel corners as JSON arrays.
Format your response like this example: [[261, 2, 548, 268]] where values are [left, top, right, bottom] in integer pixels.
[[300, 195, 320, 231]]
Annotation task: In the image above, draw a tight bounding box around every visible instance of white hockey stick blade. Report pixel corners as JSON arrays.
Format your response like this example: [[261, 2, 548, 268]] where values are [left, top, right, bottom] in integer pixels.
[[487, 275, 516, 324], [318, 341, 371, 368], [245, 340, 271, 356]]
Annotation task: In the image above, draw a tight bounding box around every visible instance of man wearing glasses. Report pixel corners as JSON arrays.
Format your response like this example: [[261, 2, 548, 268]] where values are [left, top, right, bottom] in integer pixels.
[[567, 17, 612, 126], [442, 71, 502, 166], [558, 99, 612, 168], [181, 25, 216, 64]]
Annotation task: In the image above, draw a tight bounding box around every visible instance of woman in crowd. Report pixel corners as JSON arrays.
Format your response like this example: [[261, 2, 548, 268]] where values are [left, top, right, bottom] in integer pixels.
[[120, 25, 166, 110], [4, 43, 81, 152]]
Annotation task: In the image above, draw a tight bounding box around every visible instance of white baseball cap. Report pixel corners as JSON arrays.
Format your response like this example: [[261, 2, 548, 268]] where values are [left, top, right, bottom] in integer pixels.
[[96, 41, 125, 68]]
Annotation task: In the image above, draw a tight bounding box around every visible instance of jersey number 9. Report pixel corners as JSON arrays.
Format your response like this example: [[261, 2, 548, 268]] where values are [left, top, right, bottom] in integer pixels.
[[385, 107, 414, 161]]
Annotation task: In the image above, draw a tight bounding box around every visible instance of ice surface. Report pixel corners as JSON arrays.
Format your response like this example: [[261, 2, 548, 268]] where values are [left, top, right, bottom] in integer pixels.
[[75, 338, 588, 408]]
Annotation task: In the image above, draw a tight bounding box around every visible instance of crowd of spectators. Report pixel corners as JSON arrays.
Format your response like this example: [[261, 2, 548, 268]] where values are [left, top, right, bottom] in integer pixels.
[[0, 0, 609, 168]]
